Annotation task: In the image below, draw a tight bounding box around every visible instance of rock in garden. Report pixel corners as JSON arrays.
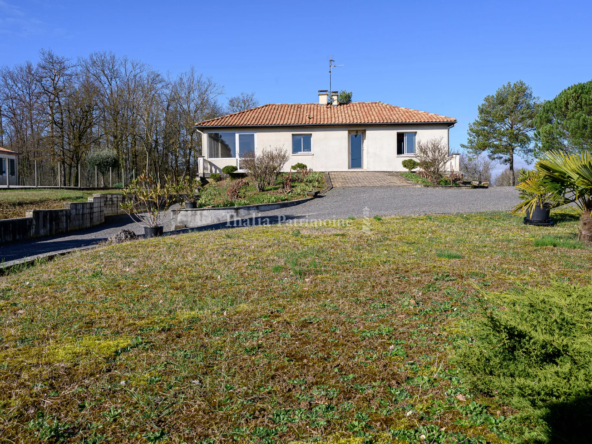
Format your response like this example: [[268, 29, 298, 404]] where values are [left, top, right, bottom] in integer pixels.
[[108, 229, 138, 244]]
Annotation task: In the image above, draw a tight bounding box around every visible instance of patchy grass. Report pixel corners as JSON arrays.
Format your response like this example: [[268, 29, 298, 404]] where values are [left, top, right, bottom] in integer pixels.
[[0, 211, 590, 442], [436, 250, 463, 260], [399, 172, 432, 186], [199, 172, 324, 208], [0, 188, 124, 220], [533, 234, 584, 249]]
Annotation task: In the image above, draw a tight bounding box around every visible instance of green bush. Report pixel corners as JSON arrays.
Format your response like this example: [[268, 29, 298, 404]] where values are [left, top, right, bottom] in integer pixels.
[[402, 159, 419, 172], [457, 283, 592, 442], [291, 163, 308, 171], [222, 165, 238, 175], [86, 150, 119, 185], [209, 173, 222, 182]]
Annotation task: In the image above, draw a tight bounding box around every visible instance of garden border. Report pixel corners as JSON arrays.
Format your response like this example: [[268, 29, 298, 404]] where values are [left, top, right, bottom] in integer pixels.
[[398, 173, 489, 189], [172, 196, 315, 229]]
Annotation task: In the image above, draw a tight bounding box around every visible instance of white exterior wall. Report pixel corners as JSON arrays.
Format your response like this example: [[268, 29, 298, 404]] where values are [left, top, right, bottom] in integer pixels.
[[202, 125, 456, 173], [0, 154, 18, 186]]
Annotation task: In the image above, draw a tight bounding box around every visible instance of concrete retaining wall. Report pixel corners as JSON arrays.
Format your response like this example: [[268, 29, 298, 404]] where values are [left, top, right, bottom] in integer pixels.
[[0, 194, 125, 244], [172, 198, 312, 229]]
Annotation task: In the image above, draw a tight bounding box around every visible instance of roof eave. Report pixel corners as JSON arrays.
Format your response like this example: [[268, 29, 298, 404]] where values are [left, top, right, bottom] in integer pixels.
[[195, 121, 457, 130]]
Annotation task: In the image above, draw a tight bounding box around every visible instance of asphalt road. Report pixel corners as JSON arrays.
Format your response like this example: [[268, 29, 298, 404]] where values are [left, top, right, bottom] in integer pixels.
[[0, 187, 521, 264]]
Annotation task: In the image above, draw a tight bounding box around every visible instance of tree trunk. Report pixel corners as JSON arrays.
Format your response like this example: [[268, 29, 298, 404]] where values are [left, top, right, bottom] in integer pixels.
[[509, 148, 515, 187], [579, 211, 592, 243]]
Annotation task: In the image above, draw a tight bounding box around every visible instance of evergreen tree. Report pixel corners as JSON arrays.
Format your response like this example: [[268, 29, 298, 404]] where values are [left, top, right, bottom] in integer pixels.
[[461, 81, 540, 186], [534, 80, 592, 155]]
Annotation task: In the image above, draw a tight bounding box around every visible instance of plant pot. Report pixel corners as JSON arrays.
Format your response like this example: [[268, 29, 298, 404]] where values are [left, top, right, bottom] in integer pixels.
[[524, 203, 553, 226], [144, 226, 164, 238], [184, 201, 197, 209]]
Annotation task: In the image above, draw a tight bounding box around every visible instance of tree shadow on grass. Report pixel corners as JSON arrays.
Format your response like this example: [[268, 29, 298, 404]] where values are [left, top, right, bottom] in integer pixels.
[[541, 396, 592, 443], [551, 211, 580, 225]]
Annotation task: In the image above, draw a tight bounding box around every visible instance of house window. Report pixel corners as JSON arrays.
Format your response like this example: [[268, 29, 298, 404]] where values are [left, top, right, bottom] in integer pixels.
[[208, 133, 256, 159], [292, 134, 312, 154], [208, 133, 236, 158], [238, 134, 255, 158], [9, 159, 15, 176], [0, 159, 4, 176], [397, 132, 416, 155]]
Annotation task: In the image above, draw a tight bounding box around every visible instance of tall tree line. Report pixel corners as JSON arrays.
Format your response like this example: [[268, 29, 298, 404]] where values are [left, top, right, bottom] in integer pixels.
[[0, 50, 226, 186]]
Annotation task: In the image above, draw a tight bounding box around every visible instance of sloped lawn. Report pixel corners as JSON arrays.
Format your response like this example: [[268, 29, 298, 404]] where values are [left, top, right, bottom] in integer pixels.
[[0, 211, 590, 443], [0, 189, 124, 220]]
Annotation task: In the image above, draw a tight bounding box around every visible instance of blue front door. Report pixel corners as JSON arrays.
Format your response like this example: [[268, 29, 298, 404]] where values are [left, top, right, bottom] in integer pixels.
[[350, 133, 363, 169]]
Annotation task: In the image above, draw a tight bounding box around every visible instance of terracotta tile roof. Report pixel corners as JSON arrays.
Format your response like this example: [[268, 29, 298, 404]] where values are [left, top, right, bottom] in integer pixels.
[[195, 102, 456, 128], [0, 147, 21, 155]]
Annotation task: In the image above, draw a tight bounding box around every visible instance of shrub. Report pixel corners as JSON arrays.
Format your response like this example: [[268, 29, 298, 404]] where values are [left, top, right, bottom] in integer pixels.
[[120, 173, 174, 228], [222, 165, 238, 175], [457, 283, 592, 441], [226, 179, 248, 201], [209, 173, 222, 182], [283, 173, 293, 193], [241, 147, 290, 192], [172, 176, 200, 203], [416, 138, 450, 184], [402, 159, 419, 172], [291, 163, 308, 171]]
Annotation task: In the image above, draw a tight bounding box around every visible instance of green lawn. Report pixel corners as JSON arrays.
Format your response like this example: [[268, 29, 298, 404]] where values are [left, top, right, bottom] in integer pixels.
[[0, 189, 124, 220], [0, 211, 590, 442]]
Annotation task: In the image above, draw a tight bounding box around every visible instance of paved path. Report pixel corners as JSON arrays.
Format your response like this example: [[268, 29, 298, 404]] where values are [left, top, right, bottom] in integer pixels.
[[0, 187, 521, 264], [329, 171, 412, 187]]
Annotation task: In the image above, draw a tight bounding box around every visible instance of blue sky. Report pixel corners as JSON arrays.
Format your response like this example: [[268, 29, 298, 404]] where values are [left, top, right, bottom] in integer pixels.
[[1, 0, 591, 175]]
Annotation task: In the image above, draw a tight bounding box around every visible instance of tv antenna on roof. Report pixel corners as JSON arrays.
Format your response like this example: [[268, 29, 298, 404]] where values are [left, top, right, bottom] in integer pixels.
[[329, 57, 343, 95]]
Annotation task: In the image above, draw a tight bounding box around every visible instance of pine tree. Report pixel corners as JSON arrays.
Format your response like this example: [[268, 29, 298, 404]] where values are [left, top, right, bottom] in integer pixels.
[[461, 81, 540, 186], [534, 80, 592, 155]]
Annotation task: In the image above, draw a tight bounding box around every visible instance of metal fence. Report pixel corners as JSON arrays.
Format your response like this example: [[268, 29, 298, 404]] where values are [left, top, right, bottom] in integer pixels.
[[13, 161, 144, 189]]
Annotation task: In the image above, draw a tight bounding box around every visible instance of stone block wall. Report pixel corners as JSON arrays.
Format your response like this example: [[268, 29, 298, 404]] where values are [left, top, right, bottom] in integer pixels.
[[0, 193, 124, 245], [100, 194, 125, 216]]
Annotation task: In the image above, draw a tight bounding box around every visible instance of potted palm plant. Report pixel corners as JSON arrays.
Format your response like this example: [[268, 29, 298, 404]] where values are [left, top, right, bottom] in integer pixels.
[[513, 169, 563, 226], [512, 151, 592, 242], [120, 173, 174, 238]]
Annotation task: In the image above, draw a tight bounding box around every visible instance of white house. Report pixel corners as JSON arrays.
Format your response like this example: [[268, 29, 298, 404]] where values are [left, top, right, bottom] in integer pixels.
[[195, 91, 458, 174], [0, 147, 20, 187]]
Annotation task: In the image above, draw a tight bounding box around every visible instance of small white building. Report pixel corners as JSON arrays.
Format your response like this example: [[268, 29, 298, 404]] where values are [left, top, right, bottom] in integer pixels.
[[0, 147, 20, 187], [195, 91, 458, 174]]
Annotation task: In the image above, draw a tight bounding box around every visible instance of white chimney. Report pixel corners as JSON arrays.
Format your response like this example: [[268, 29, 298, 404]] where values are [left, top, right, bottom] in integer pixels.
[[318, 90, 328, 105], [331, 91, 339, 106]]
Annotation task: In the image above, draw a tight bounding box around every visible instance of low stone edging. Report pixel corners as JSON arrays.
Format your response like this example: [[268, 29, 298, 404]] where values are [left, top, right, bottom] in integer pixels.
[[172, 197, 314, 229], [0, 194, 125, 245], [322, 172, 333, 194]]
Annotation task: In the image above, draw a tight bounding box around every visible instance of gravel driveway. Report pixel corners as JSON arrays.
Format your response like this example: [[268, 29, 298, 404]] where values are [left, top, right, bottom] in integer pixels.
[[263, 186, 521, 220], [0, 187, 520, 264]]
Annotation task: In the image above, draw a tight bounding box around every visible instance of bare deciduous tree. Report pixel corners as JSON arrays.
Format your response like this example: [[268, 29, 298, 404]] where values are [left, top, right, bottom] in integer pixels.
[[415, 137, 450, 183], [0, 50, 225, 186], [227, 92, 258, 114], [493, 168, 521, 187], [241, 146, 289, 192], [459, 153, 494, 183]]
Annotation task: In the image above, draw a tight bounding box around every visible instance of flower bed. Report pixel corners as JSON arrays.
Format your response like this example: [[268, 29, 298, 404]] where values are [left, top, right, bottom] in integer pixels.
[[198, 171, 324, 208]]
